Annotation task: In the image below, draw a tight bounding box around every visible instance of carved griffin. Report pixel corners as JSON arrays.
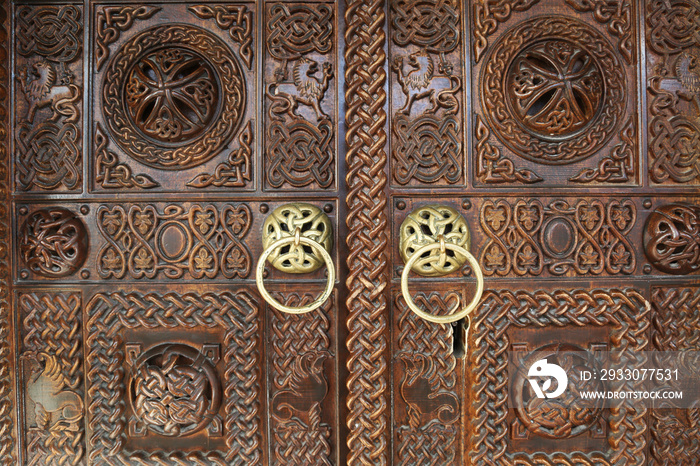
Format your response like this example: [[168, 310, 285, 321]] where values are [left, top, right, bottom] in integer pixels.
[[17, 60, 80, 123], [271, 351, 330, 427], [392, 49, 460, 116], [268, 57, 333, 121], [22, 352, 83, 432]]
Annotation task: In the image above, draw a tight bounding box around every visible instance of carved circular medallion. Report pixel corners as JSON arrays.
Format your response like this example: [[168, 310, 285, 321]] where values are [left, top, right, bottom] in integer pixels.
[[129, 344, 221, 437], [512, 344, 605, 439], [482, 17, 625, 164], [103, 25, 245, 170], [19, 208, 88, 277], [400, 205, 470, 277], [644, 204, 700, 275]]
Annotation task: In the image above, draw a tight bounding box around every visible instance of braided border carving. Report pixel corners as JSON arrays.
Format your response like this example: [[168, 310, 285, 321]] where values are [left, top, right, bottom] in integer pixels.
[[85, 290, 261, 464], [0, 2, 14, 461], [344, 0, 389, 463], [470, 289, 649, 465]]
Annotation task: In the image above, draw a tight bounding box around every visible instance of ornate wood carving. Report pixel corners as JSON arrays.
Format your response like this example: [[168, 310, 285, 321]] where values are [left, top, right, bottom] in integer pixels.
[[14, 5, 83, 192], [188, 5, 254, 70], [470, 288, 649, 465], [564, 0, 634, 64], [94, 123, 159, 190], [86, 289, 262, 464], [96, 203, 252, 280], [19, 292, 84, 466], [269, 293, 334, 465], [480, 198, 636, 277], [344, 0, 390, 462], [644, 204, 700, 275], [187, 121, 252, 189], [472, 0, 541, 63], [94, 6, 161, 72], [646, 0, 700, 185]]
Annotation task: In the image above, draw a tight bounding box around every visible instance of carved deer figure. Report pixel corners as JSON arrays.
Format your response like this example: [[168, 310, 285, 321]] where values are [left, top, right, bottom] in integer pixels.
[[268, 57, 333, 121], [271, 351, 330, 426], [392, 49, 460, 116], [398, 353, 459, 429], [17, 60, 80, 123], [22, 352, 83, 432]]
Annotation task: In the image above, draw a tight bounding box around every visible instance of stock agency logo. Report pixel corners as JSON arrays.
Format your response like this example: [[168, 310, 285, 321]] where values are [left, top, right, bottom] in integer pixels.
[[527, 359, 568, 399]]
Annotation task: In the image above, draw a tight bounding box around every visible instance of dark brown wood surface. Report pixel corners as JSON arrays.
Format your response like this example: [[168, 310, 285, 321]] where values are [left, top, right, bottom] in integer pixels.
[[1, 0, 698, 464]]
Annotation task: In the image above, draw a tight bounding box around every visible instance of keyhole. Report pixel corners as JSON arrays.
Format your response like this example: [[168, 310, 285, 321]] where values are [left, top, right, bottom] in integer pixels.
[[452, 317, 468, 359]]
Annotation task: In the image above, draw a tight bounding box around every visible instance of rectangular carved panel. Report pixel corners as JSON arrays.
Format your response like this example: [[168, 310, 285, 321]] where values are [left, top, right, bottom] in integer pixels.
[[18, 291, 84, 466], [645, 0, 700, 185], [14, 4, 83, 192], [389, 0, 465, 187], [470, 0, 639, 186], [264, 2, 337, 191], [469, 287, 649, 465], [85, 287, 262, 463]]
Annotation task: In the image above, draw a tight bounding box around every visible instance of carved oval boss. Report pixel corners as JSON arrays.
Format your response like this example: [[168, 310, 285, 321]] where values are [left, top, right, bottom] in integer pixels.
[[103, 24, 245, 170]]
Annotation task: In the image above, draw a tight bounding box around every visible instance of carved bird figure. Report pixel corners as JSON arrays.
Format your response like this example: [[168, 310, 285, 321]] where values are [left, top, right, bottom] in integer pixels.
[[24, 352, 83, 431]]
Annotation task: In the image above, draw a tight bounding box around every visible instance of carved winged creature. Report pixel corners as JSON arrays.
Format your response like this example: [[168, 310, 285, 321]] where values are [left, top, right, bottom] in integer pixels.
[[17, 60, 80, 123], [271, 351, 330, 426], [399, 353, 459, 428], [676, 52, 700, 113], [24, 352, 83, 432], [268, 57, 333, 121]]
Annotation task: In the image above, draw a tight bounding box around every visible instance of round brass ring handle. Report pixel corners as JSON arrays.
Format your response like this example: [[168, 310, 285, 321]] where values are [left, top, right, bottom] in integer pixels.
[[256, 232, 335, 314], [401, 242, 484, 324]]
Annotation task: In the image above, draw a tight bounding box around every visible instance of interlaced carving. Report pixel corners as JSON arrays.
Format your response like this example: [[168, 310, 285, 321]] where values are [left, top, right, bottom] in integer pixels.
[[95, 6, 161, 72], [268, 4, 333, 60], [482, 16, 626, 164], [94, 123, 158, 190], [20, 292, 83, 466], [644, 204, 700, 275], [19, 207, 88, 278], [188, 5, 253, 70], [397, 425, 457, 465], [470, 289, 649, 465], [103, 24, 245, 170], [570, 118, 635, 183], [270, 293, 333, 465], [97, 203, 252, 280], [650, 287, 700, 463], [565, 0, 634, 64], [0, 6, 13, 460], [472, 0, 541, 63], [391, 0, 459, 53], [344, 0, 390, 462], [16, 6, 81, 62], [481, 199, 636, 277], [187, 121, 252, 189], [86, 291, 261, 464]]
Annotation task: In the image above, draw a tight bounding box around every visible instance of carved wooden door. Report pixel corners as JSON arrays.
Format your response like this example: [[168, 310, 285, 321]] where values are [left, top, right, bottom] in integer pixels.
[[2, 0, 700, 465]]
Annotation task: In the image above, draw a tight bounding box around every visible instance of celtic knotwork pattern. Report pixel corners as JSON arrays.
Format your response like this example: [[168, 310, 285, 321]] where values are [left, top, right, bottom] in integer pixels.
[[0, 5, 13, 460], [570, 117, 636, 183], [644, 204, 700, 275], [483, 17, 626, 164], [130, 344, 221, 437], [391, 0, 459, 53], [395, 290, 461, 462], [470, 289, 649, 465], [188, 5, 253, 70], [97, 204, 252, 280], [267, 120, 333, 189], [393, 114, 461, 185], [565, 0, 634, 64], [268, 4, 333, 60], [19, 207, 87, 278], [270, 293, 333, 465], [103, 25, 245, 170], [345, 0, 390, 463], [15, 122, 80, 191], [86, 291, 261, 464], [650, 287, 700, 463], [472, 0, 541, 62], [481, 199, 636, 277], [20, 293, 83, 466], [187, 121, 252, 189], [94, 123, 159, 190], [16, 6, 81, 62], [94, 6, 161, 72]]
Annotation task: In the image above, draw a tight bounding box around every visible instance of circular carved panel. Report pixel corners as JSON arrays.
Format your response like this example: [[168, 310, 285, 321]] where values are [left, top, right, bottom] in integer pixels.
[[19, 208, 88, 278], [644, 204, 700, 275], [482, 16, 626, 164], [103, 25, 245, 170], [129, 344, 221, 437]]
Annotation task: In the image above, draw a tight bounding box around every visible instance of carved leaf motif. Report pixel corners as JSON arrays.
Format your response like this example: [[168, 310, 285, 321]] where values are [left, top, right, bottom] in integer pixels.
[[486, 245, 506, 267]]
